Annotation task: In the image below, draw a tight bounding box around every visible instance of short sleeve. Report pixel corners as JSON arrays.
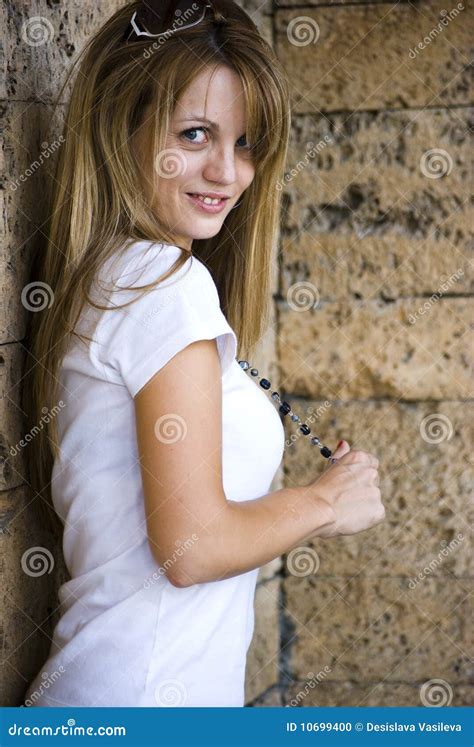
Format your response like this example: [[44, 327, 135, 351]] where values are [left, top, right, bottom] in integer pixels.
[[94, 244, 238, 398]]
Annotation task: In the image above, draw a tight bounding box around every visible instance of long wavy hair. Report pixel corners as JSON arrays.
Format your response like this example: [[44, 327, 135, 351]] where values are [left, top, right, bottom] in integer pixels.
[[22, 0, 291, 531]]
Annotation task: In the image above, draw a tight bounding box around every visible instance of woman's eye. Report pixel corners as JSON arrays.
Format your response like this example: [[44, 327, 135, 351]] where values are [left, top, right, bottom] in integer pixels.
[[236, 134, 251, 149], [180, 127, 251, 150], [180, 127, 208, 144]]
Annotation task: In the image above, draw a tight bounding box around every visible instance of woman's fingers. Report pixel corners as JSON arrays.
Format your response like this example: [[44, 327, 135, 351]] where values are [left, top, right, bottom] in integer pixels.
[[326, 440, 351, 468]]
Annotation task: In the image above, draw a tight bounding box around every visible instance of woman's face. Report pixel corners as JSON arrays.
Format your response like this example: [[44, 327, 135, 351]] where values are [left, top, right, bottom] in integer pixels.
[[147, 65, 256, 251]]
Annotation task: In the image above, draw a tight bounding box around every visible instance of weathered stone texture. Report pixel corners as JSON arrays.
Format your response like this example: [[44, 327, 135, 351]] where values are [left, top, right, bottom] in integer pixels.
[[280, 107, 472, 300], [283, 681, 474, 707], [281, 232, 472, 302], [3, 1, 124, 102], [282, 576, 471, 683], [251, 686, 283, 706], [278, 298, 472, 400], [275, 1, 472, 111], [2, 101, 65, 344], [245, 578, 281, 703], [278, 0, 411, 5], [0, 486, 68, 706], [0, 342, 27, 491], [283, 400, 473, 577]]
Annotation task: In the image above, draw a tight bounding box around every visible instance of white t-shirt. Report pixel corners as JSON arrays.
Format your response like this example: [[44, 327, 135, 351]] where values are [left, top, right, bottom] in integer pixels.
[[25, 240, 285, 707]]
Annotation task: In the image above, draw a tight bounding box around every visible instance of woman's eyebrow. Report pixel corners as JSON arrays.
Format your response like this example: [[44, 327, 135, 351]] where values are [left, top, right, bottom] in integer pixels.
[[177, 115, 220, 130]]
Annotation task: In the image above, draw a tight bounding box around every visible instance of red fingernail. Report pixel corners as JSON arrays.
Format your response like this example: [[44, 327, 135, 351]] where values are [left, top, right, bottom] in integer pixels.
[[337, 440, 344, 448]]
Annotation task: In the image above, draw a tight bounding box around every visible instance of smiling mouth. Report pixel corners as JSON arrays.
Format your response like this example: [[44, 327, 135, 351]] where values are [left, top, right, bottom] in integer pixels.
[[186, 193, 230, 205]]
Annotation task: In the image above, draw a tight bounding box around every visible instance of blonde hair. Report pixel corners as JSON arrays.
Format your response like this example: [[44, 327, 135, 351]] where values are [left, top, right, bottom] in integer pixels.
[[23, 0, 291, 531]]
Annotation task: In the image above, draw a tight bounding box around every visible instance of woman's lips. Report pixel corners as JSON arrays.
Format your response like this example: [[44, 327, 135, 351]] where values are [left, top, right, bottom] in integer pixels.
[[185, 193, 229, 214]]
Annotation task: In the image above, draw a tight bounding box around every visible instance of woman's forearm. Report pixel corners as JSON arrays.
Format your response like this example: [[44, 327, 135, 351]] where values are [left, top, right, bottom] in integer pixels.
[[173, 485, 334, 586]]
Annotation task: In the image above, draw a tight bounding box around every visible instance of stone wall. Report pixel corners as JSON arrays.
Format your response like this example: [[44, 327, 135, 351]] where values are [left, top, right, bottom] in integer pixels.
[[247, 0, 473, 707]]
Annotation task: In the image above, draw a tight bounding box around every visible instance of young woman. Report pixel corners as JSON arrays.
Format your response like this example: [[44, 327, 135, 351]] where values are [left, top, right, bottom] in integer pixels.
[[23, 0, 384, 707]]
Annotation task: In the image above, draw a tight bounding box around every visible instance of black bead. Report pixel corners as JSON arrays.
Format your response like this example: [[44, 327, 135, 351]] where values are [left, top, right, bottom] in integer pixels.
[[299, 424, 311, 435], [279, 402, 291, 416], [320, 446, 332, 458], [259, 378, 271, 390]]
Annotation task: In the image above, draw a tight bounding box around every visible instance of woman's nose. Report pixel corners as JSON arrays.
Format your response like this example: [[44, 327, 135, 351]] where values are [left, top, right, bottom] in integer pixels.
[[202, 145, 237, 185]]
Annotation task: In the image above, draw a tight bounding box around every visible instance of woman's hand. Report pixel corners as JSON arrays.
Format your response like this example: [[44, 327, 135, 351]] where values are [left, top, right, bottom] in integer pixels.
[[302, 440, 385, 539]]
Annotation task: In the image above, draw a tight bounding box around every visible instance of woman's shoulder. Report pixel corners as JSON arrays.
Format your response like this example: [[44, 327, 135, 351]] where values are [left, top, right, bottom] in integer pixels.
[[94, 239, 214, 303], [105, 238, 189, 281]]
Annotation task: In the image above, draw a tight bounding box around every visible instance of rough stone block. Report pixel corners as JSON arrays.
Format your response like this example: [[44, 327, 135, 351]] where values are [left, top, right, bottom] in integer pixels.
[[281, 232, 472, 303], [3, 101, 67, 344], [277, 0, 408, 4], [279, 108, 472, 300], [0, 485, 66, 706], [278, 297, 472, 400], [283, 680, 474, 707], [275, 1, 472, 112], [282, 576, 471, 684], [3, 1, 124, 103], [1, 342, 28, 491], [283, 400, 473, 578], [245, 578, 281, 703], [251, 686, 283, 706]]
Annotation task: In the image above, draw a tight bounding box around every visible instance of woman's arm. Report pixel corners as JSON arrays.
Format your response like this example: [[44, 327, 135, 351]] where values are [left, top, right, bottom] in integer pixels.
[[135, 338, 382, 588]]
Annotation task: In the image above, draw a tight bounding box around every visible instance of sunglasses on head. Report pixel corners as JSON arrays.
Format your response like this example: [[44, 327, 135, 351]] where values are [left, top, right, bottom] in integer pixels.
[[125, 0, 226, 42]]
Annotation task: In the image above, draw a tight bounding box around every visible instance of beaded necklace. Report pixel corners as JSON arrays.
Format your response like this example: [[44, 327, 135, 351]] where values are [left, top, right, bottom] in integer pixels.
[[238, 359, 333, 461]]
